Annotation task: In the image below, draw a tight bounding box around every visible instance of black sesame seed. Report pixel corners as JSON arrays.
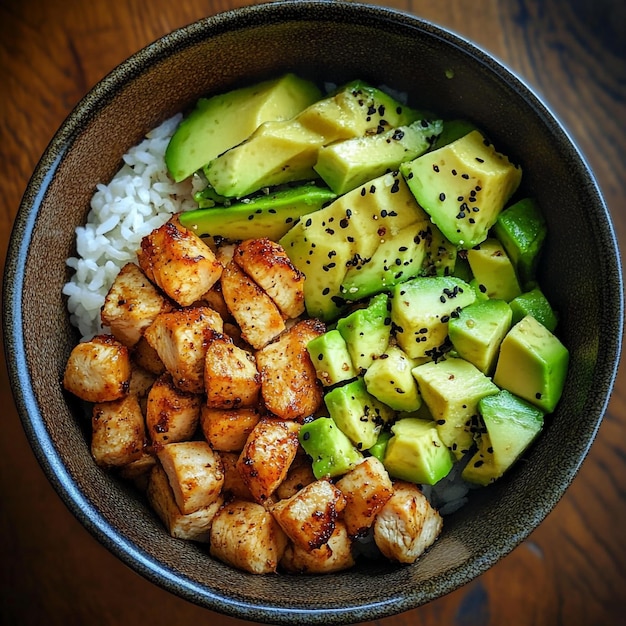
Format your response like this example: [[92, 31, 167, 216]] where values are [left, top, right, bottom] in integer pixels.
[[433, 164, 440, 173], [439, 192, 446, 201]]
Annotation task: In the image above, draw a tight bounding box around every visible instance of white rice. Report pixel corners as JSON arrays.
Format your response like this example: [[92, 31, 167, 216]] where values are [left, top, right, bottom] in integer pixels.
[[63, 114, 205, 341]]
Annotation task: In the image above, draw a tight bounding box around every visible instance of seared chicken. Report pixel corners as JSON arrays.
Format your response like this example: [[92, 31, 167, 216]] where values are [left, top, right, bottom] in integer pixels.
[[275, 456, 316, 500], [219, 451, 254, 502], [200, 405, 262, 452], [131, 336, 166, 376]]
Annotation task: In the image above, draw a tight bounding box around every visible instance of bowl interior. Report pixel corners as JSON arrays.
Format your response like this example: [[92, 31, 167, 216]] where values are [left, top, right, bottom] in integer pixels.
[[4, 2, 622, 624]]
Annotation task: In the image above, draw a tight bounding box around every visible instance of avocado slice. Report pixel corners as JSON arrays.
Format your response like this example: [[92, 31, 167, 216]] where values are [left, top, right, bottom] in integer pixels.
[[383, 418, 454, 485], [390, 276, 476, 360], [509, 286, 558, 332], [422, 222, 458, 277], [306, 329, 357, 387], [493, 314, 569, 413], [178, 183, 336, 242], [368, 429, 393, 464], [431, 119, 480, 150], [314, 119, 443, 195], [324, 377, 394, 451], [400, 130, 522, 248], [466, 238, 522, 302], [299, 416, 363, 479], [206, 80, 422, 198], [165, 73, 322, 182], [364, 344, 422, 412], [412, 357, 499, 459], [448, 298, 513, 375]]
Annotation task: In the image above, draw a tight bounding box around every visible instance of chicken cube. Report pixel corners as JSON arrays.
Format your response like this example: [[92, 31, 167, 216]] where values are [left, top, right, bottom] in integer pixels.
[[146, 373, 201, 449], [101, 262, 173, 346], [147, 464, 223, 542], [204, 331, 261, 408], [219, 451, 254, 501], [200, 405, 262, 452], [91, 394, 146, 467], [373, 481, 443, 564], [63, 334, 131, 403], [269, 479, 346, 551], [237, 418, 300, 504], [117, 451, 157, 491], [335, 456, 394, 539], [143, 307, 223, 394], [275, 456, 316, 500], [157, 441, 224, 515], [209, 500, 288, 574], [280, 522, 355, 574], [233, 238, 305, 319], [137, 217, 223, 307], [220, 261, 285, 349], [132, 336, 165, 376], [198, 283, 232, 321], [255, 319, 325, 420]]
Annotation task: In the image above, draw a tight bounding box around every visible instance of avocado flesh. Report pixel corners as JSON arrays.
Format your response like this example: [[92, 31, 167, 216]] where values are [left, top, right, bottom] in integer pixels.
[[306, 329, 357, 387], [314, 119, 443, 195], [390, 276, 476, 360], [165, 73, 321, 183], [412, 357, 499, 459], [363, 345, 422, 412], [422, 222, 457, 277], [493, 314, 569, 413], [509, 287, 558, 332], [466, 238, 522, 302], [206, 80, 422, 198], [400, 130, 522, 248], [299, 417, 363, 479], [324, 377, 394, 451], [448, 298, 512, 375], [178, 183, 336, 242], [431, 118, 480, 150], [383, 418, 454, 485]]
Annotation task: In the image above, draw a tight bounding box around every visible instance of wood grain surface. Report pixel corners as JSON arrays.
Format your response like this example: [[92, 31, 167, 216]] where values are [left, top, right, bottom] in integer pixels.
[[1, 1, 624, 625]]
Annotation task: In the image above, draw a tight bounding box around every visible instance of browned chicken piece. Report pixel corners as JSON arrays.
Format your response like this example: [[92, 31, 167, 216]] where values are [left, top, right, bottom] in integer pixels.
[[237, 417, 300, 504], [145, 373, 201, 450], [215, 242, 236, 268], [143, 306, 223, 394], [100, 262, 173, 346], [280, 522, 355, 574], [373, 481, 443, 564], [209, 500, 288, 574], [200, 405, 262, 452], [269, 479, 346, 551], [91, 394, 146, 467], [157, 441, 224, 515], [275, 456, 316, 500], [131, 336, 166, 376], [137, 216, 223, 307], [233, 238, 305, 319], [197, 283, 231, 321], [147, 464, 223, 542], [128, 363, 157, 399], [117, 451, 157, 492], [63, 334, 132, 403], [219, 451, 254, 502], [255, 319, 325, 420], [222, 321, 246, 349], [335, 456, 394, 539], [220, 261, 285, 349], [204, 331, 261, 409]]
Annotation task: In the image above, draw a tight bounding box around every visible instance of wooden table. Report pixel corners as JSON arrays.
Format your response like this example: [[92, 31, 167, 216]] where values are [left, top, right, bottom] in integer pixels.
[[1, 1, 624, 624]]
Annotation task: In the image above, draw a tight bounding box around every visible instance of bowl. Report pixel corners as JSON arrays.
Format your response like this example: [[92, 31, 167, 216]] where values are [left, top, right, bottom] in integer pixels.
[[3, 1, 623, 623]]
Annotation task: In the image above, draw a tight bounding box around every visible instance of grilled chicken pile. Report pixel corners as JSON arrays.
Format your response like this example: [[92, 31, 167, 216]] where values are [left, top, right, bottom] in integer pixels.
[[63, 215, 443, 574]]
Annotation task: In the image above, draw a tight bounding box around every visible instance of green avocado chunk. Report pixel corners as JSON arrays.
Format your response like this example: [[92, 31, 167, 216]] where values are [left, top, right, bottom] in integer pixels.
[[165, 73, 322, 183], [400, 130, 522, 248], [509, 286, 558, 332], [383, 418, 454, 485], [493, 314, 569, 413], [299, 417, 363, 479], [178, 183, 336, 242], [368, 429, 393, 463], [431, 119, 480, 150], [306, 329, 357, 387]]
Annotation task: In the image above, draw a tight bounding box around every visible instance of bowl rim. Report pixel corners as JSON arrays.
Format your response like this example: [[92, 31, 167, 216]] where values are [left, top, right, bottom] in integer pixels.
[[3, 1, 623, 623]]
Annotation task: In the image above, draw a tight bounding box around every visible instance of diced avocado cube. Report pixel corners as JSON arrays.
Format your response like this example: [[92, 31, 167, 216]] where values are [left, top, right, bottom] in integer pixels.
[[368, 429, 393, 463], [422, 223, 457, 277], [509, 287, 558, 332], [431, 119, 480, 150], [448, 299, 513, 374], [314, 119, 443, 195], [452, 254, 473, 283], [337, 293, 392, 372], [364, 345, 422, 412], [493, 315, 569, 413], [324, 377, 394, 451], [299, 417, 363, 479], [307, 329, 357, 387], [400, 130, 522, 248], [466, 238, 522, 302], [412, 357, 499, 459], [390, 276, 476, 360], [469, 278, 490, 301], [461, 434, 498, 486], [166, 73, 322, 182], [383, 418, 454, 485], [493, 197, 547, 287]]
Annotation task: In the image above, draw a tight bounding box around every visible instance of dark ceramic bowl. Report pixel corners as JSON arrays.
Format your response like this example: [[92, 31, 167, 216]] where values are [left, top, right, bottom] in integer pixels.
[[3, 1, 623, 624]]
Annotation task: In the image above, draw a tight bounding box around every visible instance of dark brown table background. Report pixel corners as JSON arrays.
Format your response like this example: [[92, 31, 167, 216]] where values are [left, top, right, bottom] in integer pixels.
[[1, 1, 624, 624]]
